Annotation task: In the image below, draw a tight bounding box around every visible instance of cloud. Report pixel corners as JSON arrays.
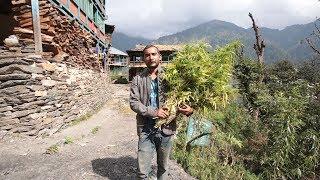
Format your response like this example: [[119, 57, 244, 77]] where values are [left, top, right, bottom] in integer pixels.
[[107, 0, 320, 39]]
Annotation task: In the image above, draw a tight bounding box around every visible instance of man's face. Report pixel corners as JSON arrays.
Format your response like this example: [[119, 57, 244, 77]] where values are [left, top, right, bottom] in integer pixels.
[[143, 47, 161, 68]]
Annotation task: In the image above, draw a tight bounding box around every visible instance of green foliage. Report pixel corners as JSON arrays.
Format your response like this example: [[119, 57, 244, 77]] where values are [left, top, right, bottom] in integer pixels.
[[156, 41, 241, 127], [173, 104, 258, 180], [45, 144, 59, 154], [258, 84, 310, 179], [298, 58, 320, 84], [172, 44, 319, 179], [164, 41, 240, 113], [265, 60, 298, 93], [91, 126, 101, 134], [68, 102, 104, 127], [110, 67, 129, 84], [234, 58, 265, 112], [70, 113, 92, 126], [64, 136, 74, 144], [235, 58, 320, 179]]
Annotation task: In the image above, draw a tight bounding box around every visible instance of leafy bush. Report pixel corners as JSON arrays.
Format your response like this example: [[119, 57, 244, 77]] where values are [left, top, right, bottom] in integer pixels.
[[156, 42, 241, 127], [110, 67, 129, 84], [171, 43, 319, 179]]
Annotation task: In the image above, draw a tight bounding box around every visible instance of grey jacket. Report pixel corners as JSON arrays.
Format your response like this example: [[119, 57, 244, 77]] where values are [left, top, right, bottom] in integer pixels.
[[129, 67, 176, 136]]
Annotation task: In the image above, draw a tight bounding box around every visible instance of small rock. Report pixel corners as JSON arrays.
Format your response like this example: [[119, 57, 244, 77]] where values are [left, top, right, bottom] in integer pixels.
[[0, 74, 31, 81], [28, 112, 47, 120], [9, 109, 38, 118], [15, 100, 45, 110], [1, 85, 30, 95], [31, 73, 45, 80], [78, 142, 86, 147], [41, 105, 53, 110], [26, 54, 42, 59], [18, 93, 35, 100], [3, 111, 12, 116], [41, 62, 56, 72], [0, 59, 28, 68], [0, 118, 19, 126], [47, 110, 61, 117], [11, 126, 33, 133], [54, 103, 62, 108], [21, 118, 42, 126], [26, 85, 45, 92], [57, 85, 68, 90], [0, 106, 13, 112], [41, 79, 57, 87], [3, 96, 21, 105], [0, 64, 43, 75], [3, 35, 19, 47], [66, 79, 72, 85], [1, 125, 15, 130], [42, 118, 53, 125], [35, 90, 47, 97], [0, 80, 28, 89]]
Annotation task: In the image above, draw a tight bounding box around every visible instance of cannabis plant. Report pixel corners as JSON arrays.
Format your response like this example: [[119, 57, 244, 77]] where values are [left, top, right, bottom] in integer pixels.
[[156, 41, 241, 127]]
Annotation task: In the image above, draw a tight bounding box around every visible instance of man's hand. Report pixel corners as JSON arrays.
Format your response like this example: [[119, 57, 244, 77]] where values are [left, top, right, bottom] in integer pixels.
[[156, 108, 169, 119], [178, 104, 193, 116]]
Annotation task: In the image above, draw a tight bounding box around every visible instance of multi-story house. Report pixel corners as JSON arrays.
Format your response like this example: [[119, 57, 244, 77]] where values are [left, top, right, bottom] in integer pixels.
[[0, 0, 114, 55]]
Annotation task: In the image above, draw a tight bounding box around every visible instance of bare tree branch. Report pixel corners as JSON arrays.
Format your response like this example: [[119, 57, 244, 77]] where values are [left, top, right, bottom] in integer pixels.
[[315, 20, 320, 34], [248, 12, 265, 65], [306, 38, 320, 55], [314, 19, 320, 41], [306, 18, 320, 56]]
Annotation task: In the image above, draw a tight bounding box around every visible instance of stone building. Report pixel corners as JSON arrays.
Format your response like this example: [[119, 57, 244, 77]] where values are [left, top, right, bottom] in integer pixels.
[[0, 0, 114, 57], [0, 0, 115, 137]]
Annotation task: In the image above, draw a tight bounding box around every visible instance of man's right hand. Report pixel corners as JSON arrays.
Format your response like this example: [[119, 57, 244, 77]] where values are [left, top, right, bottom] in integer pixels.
[[156, 108, 169, 119]]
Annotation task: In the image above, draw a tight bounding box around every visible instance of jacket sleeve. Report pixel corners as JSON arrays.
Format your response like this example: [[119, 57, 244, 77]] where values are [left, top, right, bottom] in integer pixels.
[[130, 76, 157, 118]]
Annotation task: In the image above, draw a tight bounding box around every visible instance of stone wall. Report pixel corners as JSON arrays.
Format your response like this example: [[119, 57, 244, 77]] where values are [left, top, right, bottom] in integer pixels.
[[0, 55, 110, 136]]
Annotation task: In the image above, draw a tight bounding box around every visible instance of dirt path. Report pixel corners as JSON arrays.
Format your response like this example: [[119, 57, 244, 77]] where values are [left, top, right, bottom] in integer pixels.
[[0, 84, 195, 180]]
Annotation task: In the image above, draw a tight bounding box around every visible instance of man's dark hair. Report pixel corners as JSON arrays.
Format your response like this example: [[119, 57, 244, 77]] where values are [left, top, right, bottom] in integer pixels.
[[143, 44, 160, 54]]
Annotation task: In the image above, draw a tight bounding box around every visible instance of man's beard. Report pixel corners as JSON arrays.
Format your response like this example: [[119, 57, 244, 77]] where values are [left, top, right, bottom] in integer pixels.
[[147, 62, 158, 68]]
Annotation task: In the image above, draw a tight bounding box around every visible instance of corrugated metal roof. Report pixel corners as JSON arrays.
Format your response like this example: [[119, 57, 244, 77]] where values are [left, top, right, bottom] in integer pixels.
[[128, 44, 183, 52], [109, 47, 128, 56]]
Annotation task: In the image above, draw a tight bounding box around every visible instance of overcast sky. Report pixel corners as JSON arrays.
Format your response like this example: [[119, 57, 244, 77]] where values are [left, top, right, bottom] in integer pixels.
[[106, 0, 319, 39]]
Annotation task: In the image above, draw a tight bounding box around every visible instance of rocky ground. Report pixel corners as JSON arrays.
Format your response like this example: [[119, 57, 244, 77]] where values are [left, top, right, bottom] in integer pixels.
[[0, 84, 196, 180]]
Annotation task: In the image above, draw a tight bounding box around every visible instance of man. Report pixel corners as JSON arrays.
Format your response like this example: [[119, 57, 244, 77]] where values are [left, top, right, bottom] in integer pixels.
[[130, 45, 193, 179]]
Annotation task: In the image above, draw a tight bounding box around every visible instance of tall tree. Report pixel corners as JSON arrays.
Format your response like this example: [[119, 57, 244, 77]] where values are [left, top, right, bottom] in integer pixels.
[[248, 12, 266, 121]]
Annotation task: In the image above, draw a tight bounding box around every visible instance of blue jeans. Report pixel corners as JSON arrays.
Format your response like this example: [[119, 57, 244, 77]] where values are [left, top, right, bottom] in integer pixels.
[[137, 131, 173, 180]]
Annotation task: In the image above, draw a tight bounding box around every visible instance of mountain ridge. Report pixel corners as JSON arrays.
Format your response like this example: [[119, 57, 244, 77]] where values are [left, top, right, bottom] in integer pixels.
[[112, 19, 318, 62]]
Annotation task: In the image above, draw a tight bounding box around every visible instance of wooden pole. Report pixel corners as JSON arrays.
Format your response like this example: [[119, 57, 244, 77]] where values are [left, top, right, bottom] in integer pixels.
[[31, 0, 43, 54]]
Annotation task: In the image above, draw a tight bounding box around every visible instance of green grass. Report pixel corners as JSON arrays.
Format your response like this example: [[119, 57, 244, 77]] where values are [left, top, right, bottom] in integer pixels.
[[91, 126, 101, 134], [45, 144, 59, 154], [64, 136, 74, 144], [68, 102, 105, 127], [69, 113, 93, 126]]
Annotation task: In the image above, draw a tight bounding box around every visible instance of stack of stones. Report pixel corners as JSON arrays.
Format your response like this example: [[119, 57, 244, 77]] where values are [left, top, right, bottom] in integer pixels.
[[0, 54, 111, 137]]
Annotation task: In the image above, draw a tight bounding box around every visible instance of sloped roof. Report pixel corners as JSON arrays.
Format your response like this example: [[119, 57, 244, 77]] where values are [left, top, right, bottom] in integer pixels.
[[128, 44, 183, 52], [109, 47, 128, 56]]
